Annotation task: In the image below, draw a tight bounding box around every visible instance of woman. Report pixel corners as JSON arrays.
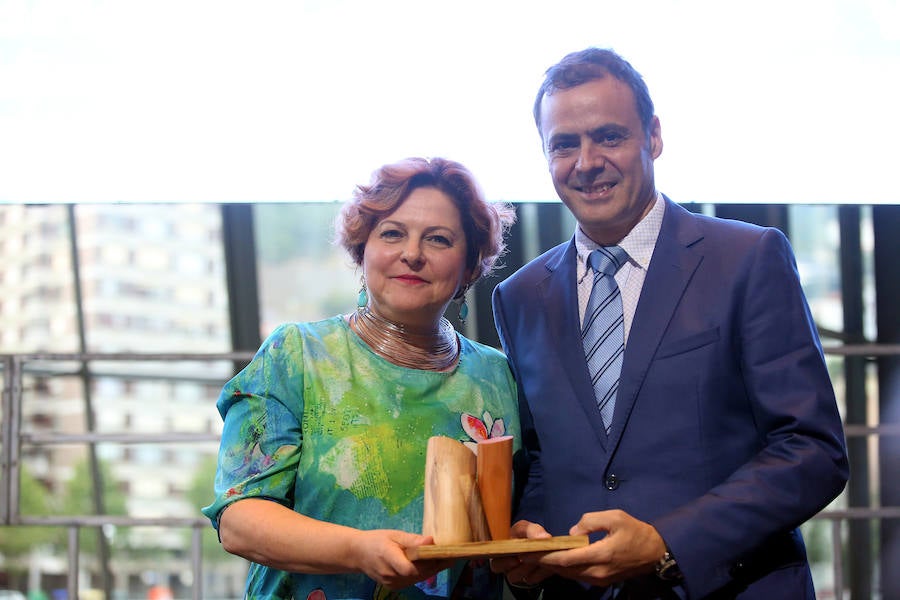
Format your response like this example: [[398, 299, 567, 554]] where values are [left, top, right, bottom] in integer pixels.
[[202, 157, 519, 600]]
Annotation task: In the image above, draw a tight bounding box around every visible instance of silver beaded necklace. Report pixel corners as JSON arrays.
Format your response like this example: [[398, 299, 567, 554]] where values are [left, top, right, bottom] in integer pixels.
[[350, 306, 459, 371]]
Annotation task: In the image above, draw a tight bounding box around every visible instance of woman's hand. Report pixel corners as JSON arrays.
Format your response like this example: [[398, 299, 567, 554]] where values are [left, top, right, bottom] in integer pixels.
[[219, 498, 452, 587], [352, 530, 453, 589]]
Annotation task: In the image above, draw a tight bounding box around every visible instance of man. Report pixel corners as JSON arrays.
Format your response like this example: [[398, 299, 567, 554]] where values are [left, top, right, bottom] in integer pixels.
[[491, 48, 849, 599]]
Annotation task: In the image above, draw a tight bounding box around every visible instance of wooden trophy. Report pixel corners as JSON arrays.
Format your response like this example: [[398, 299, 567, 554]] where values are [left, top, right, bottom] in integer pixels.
[[407, 435, 588, 560]]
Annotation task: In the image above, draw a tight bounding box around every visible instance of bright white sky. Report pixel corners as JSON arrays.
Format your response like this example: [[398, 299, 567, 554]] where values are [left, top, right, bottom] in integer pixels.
[[1, 0, 898, 204]]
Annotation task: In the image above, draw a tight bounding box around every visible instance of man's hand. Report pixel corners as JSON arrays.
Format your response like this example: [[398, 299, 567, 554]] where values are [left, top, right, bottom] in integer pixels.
[[489, 519, 555, 588], [534, 510, 667, 586]]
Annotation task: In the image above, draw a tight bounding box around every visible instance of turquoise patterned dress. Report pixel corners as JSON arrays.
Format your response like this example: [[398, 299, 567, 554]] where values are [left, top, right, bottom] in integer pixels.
[[202, 315, 520, 600]]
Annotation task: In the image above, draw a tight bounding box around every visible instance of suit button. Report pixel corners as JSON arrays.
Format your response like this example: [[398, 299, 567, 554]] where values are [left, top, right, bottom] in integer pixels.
[[605, 474, 619, 490]]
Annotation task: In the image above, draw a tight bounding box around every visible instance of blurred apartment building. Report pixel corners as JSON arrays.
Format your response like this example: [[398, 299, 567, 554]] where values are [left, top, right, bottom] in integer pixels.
[[0, 203, 245, 597]]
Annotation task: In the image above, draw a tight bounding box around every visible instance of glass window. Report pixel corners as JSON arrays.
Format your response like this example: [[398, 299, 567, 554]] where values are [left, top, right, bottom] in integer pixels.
[[253, 202, 358, 337]]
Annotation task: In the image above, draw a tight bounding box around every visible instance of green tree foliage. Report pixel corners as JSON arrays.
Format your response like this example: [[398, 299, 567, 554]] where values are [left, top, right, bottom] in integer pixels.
[[801, 518, 831, 564], [0, 464, 57, 562], [57, 458, 128, 552], [254, 203, 343, 262], [185, 454, 232, 562]]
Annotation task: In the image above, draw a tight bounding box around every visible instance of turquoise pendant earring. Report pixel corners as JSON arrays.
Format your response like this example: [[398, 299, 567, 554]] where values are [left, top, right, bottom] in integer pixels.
[[457, 285, 469, 325], [357, 277, 368, 310]]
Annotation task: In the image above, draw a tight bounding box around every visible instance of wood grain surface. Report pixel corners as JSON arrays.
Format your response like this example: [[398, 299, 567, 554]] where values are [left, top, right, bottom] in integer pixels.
[[405, 534, 589, 561]]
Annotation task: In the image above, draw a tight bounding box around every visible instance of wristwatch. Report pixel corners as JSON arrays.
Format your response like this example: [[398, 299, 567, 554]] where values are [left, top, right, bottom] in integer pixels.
[[655, 550, 684, 582]]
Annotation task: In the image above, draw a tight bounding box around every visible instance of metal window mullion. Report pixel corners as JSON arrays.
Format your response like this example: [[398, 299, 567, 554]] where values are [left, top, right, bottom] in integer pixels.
[[68, 525, 80, 600], [192, 524, 203, 600], [1, 355, 24, 524]]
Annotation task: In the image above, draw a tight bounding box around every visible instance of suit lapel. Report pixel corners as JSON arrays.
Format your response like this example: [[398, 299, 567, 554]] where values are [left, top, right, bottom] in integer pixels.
[[539, 241, 612, 448], [605, 199, 705, 454]]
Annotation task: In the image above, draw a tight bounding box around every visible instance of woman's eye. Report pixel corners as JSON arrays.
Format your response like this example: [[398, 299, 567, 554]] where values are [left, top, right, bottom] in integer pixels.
[[379, 229, 403, 240], [427, 234, 452, 246]]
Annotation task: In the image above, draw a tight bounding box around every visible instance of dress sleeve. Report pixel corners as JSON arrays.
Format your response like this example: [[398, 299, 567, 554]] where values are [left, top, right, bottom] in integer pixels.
[[201, 324, 305, 528]]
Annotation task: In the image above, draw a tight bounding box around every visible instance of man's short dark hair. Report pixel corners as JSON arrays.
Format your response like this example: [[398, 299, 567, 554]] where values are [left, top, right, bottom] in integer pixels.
[[533, 48, 655, 138]]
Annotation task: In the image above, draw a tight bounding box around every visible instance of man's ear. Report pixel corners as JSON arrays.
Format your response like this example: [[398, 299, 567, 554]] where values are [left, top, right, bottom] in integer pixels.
[[648, 116, 663, 159]]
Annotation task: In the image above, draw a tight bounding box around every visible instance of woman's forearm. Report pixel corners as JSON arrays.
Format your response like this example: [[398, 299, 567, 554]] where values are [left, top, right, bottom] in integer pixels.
[[218, 497, 365, 574]]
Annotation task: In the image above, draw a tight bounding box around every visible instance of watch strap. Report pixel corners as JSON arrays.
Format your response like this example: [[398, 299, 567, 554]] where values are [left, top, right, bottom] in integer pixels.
[[655, 550, 684, 582]]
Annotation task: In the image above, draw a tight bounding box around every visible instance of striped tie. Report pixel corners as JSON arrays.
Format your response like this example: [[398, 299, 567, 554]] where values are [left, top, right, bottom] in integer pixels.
[[582, 246, 629, 433]]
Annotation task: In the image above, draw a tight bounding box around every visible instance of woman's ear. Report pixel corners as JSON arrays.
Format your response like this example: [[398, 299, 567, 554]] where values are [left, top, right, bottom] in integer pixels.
[[457, 269, 478, 300]]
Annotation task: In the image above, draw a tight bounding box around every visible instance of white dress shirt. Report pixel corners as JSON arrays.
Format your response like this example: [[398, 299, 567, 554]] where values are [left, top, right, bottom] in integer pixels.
[[575, 192, 666, 345]]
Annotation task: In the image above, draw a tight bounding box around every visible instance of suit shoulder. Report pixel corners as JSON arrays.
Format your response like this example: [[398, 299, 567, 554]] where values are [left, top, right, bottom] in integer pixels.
[[497, 241, 569, 291], [689, 210, 788, 248], [672, 211, 797, 275]]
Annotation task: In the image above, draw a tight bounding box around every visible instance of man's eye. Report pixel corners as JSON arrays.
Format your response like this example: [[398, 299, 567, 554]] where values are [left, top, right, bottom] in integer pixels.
[[596, 132, 625, 145], [549, 140, 576, 153]]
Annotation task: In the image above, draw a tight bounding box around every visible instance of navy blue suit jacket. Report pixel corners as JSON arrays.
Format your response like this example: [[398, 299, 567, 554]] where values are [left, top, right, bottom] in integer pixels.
[[492, 197, 848, 599]]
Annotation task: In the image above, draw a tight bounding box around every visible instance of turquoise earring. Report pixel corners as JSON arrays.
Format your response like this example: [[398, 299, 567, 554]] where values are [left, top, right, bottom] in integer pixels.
[[357, 277, 368, 309], [457, 285, 469, 325]]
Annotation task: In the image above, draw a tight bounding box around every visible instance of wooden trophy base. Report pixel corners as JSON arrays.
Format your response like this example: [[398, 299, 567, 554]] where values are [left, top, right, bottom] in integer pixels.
[[405, 534, 589, 561]]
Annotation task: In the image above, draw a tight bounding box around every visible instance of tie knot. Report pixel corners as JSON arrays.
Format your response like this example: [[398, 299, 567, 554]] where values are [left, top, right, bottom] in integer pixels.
[[588, 246, 629, 276]]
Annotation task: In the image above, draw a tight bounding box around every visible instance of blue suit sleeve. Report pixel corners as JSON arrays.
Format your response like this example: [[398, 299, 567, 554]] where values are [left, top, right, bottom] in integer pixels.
[[493, 283, 546, 527], [653, 228, 849, 596]]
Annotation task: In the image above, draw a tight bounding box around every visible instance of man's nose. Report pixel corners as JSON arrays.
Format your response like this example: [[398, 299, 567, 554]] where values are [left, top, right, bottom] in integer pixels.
[[575, 142, 606, 173]]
